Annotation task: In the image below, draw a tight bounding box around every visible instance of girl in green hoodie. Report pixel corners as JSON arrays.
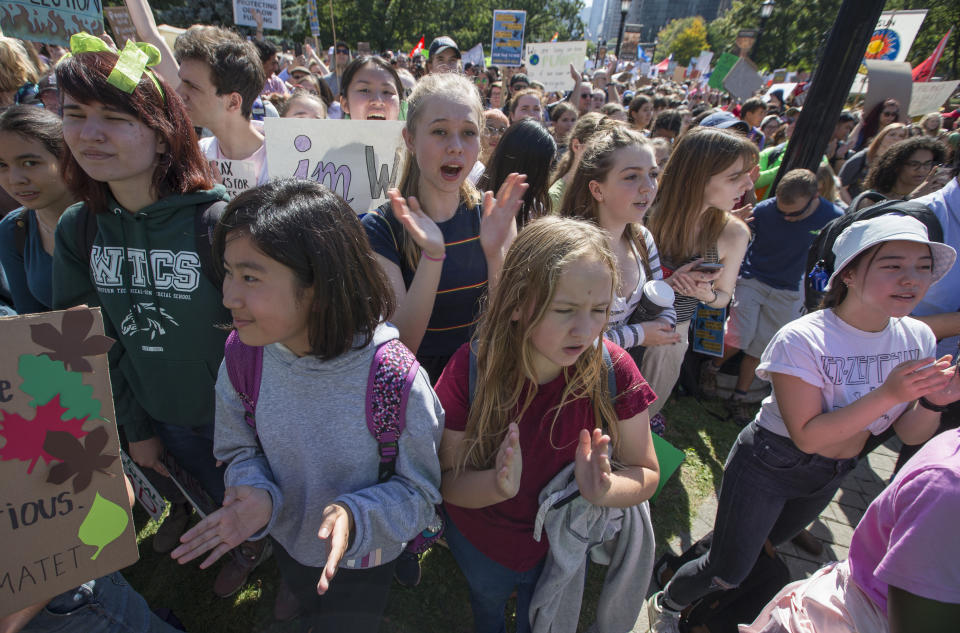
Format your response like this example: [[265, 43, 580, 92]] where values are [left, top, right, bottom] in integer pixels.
[[51, 44, 233, 563]]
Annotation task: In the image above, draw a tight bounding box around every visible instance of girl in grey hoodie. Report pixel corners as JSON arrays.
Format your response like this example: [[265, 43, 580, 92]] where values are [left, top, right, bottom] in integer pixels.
[[172, 179, 444, 630]]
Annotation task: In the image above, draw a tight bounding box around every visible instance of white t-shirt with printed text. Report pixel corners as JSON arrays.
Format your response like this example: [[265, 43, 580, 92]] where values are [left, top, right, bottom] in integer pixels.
[[755, 309, 936, 438], [199, 120, 269, 199]]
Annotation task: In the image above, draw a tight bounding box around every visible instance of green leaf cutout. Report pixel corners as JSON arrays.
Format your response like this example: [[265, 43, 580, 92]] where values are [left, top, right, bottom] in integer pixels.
[[18, 354, 101, 421], [78, 492, 129, 560]]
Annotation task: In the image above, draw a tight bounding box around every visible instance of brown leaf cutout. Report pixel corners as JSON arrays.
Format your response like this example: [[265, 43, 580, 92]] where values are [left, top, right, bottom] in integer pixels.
[[31, 309, 115, 372], [44, 427, 117, 493]]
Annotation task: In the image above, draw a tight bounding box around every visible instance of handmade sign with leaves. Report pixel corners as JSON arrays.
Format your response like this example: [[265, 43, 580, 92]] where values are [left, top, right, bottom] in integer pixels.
[[0, 309, 137, 618]]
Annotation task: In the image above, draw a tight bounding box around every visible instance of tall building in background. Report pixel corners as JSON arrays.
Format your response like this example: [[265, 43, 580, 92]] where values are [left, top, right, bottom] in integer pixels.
[[602, 0, 724, 45], [588, 0, 608, 39]]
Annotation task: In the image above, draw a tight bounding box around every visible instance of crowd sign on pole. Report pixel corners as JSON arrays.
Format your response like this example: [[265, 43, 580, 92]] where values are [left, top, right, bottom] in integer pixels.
[[491, 10, 527, 67], [462, 43, 486, 69], [866, 10, 927, 64], [619, 24, 643, 62], [0, 0, 104, 47], [525, 41, 587, 92], [265, 119, 406, 215], [0, 308, 139, 618], [307, 0, 320, 38], [102, 6, 139, 46], [908, 81, 960, 118], [708, 52, 739, 90], [232, 0, 281, 30]]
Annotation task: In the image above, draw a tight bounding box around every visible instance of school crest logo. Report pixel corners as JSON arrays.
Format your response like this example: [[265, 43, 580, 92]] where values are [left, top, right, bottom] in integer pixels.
[[121, 303, 179, 340]]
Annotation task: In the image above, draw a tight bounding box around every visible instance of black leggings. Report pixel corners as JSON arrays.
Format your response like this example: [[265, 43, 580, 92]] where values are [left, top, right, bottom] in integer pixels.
[[272, 539, 398, 632]]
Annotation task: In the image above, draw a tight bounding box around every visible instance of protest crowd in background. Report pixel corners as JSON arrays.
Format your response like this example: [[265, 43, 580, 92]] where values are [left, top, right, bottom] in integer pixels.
[[1, 1, 959, 632]]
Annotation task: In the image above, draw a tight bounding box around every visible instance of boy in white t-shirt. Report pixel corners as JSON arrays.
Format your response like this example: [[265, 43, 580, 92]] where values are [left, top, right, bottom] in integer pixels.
[[173, 27, 270, 197]]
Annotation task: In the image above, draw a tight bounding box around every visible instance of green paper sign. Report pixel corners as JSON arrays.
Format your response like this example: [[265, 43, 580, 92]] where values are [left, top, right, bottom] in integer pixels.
[[651, 433, 686, 502], [708, 53, 740, 90]]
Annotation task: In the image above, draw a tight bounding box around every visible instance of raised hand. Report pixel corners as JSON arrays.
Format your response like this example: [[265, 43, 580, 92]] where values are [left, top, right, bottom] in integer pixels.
[[575, 428, 613, 505], [388, 188, 446, 260], [480, 173, 527, 261], [569, 63, 583, 84], [316, 503, 353, 595], [494, 422, 522, 500], [171, 485, 272, 568]]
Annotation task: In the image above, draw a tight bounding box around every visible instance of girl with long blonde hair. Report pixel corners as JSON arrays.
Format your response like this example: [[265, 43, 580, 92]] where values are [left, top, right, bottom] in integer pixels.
[[362, 72, 527, 382], [643, 127, 757, 419], [436, 216, 660, 633]]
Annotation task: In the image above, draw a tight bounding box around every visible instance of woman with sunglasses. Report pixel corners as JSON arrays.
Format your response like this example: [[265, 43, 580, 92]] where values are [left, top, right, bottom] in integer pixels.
[[863, 137, 946, 205], [852, 98, 902, 151]]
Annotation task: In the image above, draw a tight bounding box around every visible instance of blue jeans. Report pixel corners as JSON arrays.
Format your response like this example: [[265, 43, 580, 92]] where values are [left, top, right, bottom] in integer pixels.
[[20, 572, 181, 633], [664, 422, 858, 608], [443, 509, 545, 633], [152, 421, 225, 505]]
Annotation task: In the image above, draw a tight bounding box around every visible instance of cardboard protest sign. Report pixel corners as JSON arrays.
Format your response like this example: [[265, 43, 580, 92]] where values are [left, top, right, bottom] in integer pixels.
[[672, 66, 686, 83], [102, 6, 138, 46], [462, 43, 486, 70], [357, 42, 371, 55], [619, 24, 643, 62], [695, 51, 713, 73], [857, 60, 913, 114], [0, 0, 103, 47], [491, 10, 526, 66], [0, 308, 138, 617], [265, 119, 406, 215], [723, 57, 763, 101], [708, 52, 738, 90], [908, 80, 959, 117], [692, 304, 726, 357], [233, 0, 281, 30], [525, 41, 587, 92], [867, 10, 927, 64]]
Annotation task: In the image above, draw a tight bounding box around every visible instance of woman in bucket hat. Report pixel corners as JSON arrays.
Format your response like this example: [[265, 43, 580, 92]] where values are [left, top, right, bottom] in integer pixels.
[[648, 214, 960, 632]]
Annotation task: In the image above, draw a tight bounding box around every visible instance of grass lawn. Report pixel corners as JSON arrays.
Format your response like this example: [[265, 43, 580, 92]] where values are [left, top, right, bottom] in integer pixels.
[[123, 393, 754, 632]]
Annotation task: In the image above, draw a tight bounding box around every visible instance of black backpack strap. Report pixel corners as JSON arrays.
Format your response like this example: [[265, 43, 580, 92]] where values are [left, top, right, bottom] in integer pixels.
[[12, 208, 29, 256], [194, 200, 228, 288]]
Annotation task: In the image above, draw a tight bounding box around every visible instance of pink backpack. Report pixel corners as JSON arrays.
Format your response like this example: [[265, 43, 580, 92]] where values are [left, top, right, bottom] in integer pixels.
[[223, 331, 444, 561]]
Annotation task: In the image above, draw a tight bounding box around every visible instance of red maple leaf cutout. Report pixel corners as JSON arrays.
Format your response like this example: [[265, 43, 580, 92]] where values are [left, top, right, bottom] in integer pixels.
[[0, 396, 88, 474], [45, 427, 117, 494], [30, 308, 114, 373]]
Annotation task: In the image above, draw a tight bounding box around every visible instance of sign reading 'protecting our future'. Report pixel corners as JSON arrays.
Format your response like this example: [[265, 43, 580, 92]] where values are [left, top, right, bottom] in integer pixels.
[[265, 119, 407, 215], [0, 308, 138, 617], [491, 10, 527, 66]]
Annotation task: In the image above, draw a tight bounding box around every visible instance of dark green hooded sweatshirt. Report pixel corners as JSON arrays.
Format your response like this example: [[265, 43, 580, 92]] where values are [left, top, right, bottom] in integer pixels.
[[53, 186, 230, 442]]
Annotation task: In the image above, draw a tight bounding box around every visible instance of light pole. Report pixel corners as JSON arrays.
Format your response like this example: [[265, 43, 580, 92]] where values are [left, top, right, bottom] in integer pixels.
[[753, 0, 775, 58], [615, 0, 631, 59]]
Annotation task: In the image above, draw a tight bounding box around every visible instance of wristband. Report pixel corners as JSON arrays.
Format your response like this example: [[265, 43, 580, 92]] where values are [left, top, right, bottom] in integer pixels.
[[918, 396, 950, 413], [422, 251, 446, 262]]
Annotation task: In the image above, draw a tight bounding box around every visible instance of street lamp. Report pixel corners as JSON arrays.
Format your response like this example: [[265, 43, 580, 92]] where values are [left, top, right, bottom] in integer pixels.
[[615, 0, 631, 58], [754, 0, 776, 55]]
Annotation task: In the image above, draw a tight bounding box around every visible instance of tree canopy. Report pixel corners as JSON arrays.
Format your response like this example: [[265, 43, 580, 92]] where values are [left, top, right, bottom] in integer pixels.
[[655, 16, 709, 65]]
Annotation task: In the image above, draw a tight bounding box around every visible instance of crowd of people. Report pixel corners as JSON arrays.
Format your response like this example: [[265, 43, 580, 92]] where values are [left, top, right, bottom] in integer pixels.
[[1, 20, 959, 633]]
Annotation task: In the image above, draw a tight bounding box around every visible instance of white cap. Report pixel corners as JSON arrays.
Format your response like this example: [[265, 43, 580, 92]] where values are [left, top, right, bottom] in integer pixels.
[[826, 214, 956, 291]]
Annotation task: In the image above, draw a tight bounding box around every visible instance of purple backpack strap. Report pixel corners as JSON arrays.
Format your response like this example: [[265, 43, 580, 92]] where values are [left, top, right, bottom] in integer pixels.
[[366, 338, 419, 483], [224, 330, 264, 433]]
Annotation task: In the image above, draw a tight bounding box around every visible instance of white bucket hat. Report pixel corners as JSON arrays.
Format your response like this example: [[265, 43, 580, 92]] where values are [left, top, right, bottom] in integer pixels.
[[826, 214, 957, 291]]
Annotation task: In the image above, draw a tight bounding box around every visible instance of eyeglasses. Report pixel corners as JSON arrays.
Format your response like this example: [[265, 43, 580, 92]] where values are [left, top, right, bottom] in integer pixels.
[[905, 159, 936, 171], [484, 125, 507, 136], [336, 48, 349, 55], [777, 196, 816, 218]]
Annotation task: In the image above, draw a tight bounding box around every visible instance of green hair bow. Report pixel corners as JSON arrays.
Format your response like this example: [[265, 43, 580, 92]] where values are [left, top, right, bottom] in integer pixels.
[[66, 32, 164, 99]]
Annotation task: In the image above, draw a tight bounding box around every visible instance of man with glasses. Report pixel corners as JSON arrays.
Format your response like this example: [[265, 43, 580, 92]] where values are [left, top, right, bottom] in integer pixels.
[[701, 169, 841, 423], [322, 42, 351, 98]]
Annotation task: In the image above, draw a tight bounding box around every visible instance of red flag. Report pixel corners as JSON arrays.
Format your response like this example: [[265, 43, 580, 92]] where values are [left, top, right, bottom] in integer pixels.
[[912, 27, 953, 82], [410, 36, 425, 58], [655, 53, 672, 72]]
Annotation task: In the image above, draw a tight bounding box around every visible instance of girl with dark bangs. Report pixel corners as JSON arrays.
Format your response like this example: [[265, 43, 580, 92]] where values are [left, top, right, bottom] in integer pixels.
[[50, 46, 246, 590]]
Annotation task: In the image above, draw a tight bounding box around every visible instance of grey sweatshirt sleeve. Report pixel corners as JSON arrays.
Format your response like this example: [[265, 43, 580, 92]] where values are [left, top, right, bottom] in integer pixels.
[[213, 361, 283, 540], [336, 367, 444, 561]]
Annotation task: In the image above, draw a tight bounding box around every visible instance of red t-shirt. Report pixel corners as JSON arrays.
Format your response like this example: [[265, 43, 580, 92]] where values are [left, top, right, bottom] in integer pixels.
[[436, 340, 656, 571]]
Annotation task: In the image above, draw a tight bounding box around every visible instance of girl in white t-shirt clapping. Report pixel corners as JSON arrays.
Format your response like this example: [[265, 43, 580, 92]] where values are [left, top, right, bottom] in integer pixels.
[[648, 213, 960, 633]]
